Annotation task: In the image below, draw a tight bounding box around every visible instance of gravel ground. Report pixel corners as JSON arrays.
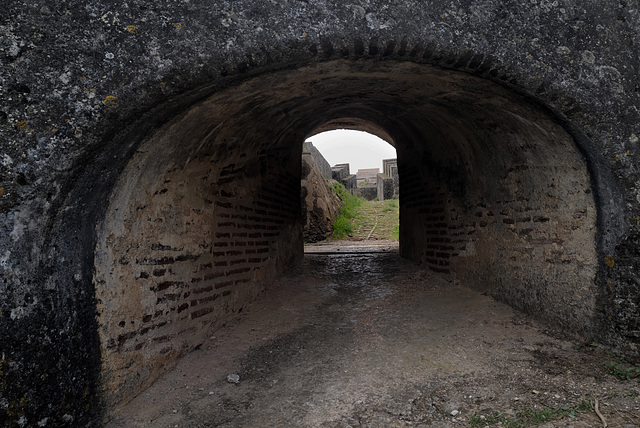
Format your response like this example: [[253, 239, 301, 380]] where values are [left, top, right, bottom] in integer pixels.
[[105, 252, 640, 427]]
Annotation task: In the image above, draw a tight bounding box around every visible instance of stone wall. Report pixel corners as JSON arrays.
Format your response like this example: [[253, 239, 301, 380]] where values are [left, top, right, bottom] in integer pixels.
[[303, 141, 332, 180], [376, 173, 394, 201], [332, 163, 357, 195], [1, 1, 638, 425], [383, 159, 399, 199], [301, 153, 341, 243], [332, 164, 351, 182], [356, 168, 380, 185], [356, 184, 378, 201], [342, 174, 357, 195], [94, 96, 302, 408]]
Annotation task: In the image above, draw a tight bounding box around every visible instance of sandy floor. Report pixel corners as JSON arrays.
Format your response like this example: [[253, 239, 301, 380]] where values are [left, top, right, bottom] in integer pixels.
[[105, 251, 639, 427]]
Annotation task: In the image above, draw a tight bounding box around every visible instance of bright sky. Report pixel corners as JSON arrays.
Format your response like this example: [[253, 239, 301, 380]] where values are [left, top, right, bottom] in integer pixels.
[[306, 130, 397, 174]]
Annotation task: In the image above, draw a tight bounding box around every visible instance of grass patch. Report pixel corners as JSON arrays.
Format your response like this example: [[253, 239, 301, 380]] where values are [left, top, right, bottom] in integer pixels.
[[382, 200, 399, 240], [469, 400, 592, 427], [607, 361, 640, 380], [329, 181, 362, 239], [329, 181, 362, 219], [392, 224, 400, 240], [383, 199, 398, 211], [331, 216, 354, 238]]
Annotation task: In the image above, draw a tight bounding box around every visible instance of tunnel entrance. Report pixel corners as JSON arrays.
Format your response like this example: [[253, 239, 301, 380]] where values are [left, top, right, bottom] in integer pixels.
[[301, 128, 399, 246], [93, 60, 598, 411]]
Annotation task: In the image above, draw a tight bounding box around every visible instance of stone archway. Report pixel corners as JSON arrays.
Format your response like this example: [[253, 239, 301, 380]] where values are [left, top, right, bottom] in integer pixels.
[[93, 60, 597, 412], [3, 4, 639, 425]]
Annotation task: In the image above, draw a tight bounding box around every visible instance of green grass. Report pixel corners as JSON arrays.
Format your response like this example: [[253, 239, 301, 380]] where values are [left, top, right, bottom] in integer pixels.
[[329, 181, 363, 239], [607, 361, 640, 380], [382, 200, 400, 240], [469, 400, 592, 428], [326, 182, 400, 240], [383, 199, 398, 211], [391, 224, 400, 240], [331, 216, 354, 238]]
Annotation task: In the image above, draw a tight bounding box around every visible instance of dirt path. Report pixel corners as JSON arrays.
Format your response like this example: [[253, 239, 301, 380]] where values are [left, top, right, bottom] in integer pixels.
[[105, 253, 639, 427], [350, 200, 399, 241]]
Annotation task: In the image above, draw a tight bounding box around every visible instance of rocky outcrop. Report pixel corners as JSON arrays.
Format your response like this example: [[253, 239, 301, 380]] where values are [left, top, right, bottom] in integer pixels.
[[301, 153, 341, 243]]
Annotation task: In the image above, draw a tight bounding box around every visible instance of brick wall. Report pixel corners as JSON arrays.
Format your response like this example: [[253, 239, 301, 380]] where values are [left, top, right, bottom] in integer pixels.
[[454, 161, 597, 331], [399, 107, 597, 338], [400, 164, 466, 274], [95, 114, 302, 408]]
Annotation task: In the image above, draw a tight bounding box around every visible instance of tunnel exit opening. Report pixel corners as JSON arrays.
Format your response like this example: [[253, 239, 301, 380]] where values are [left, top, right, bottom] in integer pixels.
[[301, 127, 399, 247], [92, 59, 600, 413]]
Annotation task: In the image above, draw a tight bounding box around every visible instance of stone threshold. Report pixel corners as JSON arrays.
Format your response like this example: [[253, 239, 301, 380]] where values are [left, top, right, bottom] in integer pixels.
[[304, 240, 399, 254]]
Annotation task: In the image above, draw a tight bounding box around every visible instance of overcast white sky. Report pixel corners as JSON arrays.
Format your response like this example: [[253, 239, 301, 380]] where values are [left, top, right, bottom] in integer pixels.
[[306, 130, 396, 174]]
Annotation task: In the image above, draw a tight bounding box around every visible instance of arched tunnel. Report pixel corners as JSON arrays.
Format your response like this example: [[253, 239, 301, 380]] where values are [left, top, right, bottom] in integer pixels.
[[3, 2, 640, 425], [93, 60, 599, 410]]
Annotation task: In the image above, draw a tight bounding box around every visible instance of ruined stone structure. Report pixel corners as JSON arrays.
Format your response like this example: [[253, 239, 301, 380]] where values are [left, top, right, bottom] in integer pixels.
[[301, 146, 341, 243], [355, 167, 380, 200], [332, 163, 351, 181], [303, 141, 332, 180], [332, 163, 357, 194], [377, 173, 394, 201], [1, 1, 639, 425], [356, 183, 378, 201], [338, 164, 395, 201], [356, 168, 380, 185], [383, 158, 400, 199]]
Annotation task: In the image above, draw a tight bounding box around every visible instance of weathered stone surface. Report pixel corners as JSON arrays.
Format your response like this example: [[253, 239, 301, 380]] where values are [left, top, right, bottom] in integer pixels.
[[0, 0, 639, 425], [301, 154, 341, 243], [376, 173, 394, 201], [303, 141, 332, 180], [357, 184, 378, 201], [332, 164, 352, 182], [383, 159, 399, 199]]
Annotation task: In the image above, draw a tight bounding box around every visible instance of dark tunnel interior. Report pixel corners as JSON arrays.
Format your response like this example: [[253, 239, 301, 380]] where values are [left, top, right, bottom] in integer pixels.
[[92, 60, 597, 409]]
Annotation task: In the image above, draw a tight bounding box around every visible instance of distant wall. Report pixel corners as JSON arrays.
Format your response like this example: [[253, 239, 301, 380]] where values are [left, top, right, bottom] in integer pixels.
[[356, 168, 380, 185], [301, 153, 341, 242], [383, 159, 399, 199], [377, 173, 394, 201], [332, 164, 351, 181], [357, 185, 378, 201], [303, 141, 332, 180]]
